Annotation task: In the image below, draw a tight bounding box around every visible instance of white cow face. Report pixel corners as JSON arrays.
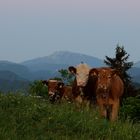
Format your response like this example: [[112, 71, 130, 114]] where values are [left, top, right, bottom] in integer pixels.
[[69, 63, 90, 87]]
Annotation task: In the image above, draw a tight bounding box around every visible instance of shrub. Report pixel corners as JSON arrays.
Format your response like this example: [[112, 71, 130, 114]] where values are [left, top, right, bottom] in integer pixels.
[[120, 95, 140, 122], [28, 80, 48, 98]]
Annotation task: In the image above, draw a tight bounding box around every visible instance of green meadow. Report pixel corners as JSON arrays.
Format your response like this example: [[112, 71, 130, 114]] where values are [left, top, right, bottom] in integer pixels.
[[0, 93, 139, 140]]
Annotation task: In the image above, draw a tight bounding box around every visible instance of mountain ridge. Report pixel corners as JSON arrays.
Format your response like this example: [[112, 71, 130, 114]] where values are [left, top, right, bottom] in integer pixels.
[[21, 51, 103, 64], [1, 51, 140, 92], [134, 61, 140, 68], [0, 51, 140, 83], [21, 51, 105, 71]]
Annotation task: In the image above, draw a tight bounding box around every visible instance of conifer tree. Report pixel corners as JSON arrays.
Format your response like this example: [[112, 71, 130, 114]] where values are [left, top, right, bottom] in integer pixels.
[[104, 44, 134, 98], [104, 44, 133, 85]]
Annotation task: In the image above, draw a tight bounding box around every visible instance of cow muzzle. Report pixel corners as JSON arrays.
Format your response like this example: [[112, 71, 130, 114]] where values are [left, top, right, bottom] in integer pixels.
[[77, 80, 87, 87], [48, 91, 61, 103], [48, 91, 56, 102], [98, 84, 107, 90]]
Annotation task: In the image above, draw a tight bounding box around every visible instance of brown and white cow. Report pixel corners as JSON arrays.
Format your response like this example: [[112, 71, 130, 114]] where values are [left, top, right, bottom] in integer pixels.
[[42, 79, 72, 103], [89, 67, 124, 121], [68, 63, 96, 108]]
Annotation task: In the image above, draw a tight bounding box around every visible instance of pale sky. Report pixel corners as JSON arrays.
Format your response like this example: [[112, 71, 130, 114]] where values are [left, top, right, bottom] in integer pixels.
[[0, 0, 140, 63]]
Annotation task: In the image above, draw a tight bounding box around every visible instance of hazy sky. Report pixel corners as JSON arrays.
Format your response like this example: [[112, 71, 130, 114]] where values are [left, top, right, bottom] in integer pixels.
[[0, 0, 140, 63]]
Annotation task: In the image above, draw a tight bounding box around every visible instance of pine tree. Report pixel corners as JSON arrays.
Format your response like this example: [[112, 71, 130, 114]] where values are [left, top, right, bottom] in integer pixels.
[[104, 44, 133, 84], [104, 44, 134, 98]]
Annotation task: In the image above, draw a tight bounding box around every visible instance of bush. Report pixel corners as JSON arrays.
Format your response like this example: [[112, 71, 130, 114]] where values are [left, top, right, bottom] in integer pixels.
[[28, 80, 48, 98], [120, 95, 140, 122]]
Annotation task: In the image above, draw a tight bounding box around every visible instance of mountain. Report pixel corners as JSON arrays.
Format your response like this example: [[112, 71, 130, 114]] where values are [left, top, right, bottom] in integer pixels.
[[129, 67, 140, 77], [1, 51, 140, 87], [0, 52, 105, 92], [21, 51, 105, 80], [0, 51, 105, 82], [128, 67, 140, 83], [0, 79, 30, 93], [0, 70, 30, 93], [0, 70, 27, 81], [21, 51, 105, 71], [134, 61, 140, 68], [18, 51, 140, 83], [0, 61, 33, 80]]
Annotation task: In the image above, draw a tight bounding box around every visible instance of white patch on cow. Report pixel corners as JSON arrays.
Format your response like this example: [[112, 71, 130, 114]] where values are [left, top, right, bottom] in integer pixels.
[[49, 80, 58, 82], [75, 63, 91, 86], [49, 91, 55, 96]]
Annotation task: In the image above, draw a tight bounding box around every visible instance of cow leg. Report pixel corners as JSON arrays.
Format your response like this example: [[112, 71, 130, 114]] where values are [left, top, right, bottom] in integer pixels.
[[75, 95, 83, 108], [97, 99, 107, 118], [83, 99, 90, 111], [101, 105, 107, 119], [110, 99, 120, 122], [106, 104, 112, 120]]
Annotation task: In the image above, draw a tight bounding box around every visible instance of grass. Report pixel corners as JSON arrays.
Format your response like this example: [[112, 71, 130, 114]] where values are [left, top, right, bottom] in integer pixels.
[[0, 93, 139, 140]]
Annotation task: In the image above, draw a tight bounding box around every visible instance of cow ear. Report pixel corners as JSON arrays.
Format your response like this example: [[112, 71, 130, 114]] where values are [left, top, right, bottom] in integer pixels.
[[68, 66, 76, 74], [89, 68, 98, 76], [46, 81, 49, 85], [111, 69, 120, 76]]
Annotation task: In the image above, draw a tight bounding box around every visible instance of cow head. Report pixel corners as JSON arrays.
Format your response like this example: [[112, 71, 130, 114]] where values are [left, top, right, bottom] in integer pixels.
[[68, 63, 91, 87], [90, 68, 118, 98], [42, 79, 64, 102]]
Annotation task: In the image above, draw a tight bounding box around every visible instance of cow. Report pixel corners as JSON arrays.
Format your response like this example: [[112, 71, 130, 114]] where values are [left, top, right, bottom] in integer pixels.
[[89, 67, 124, 121], [68, 63, 96, 108], [61, 85, 73, 102], [42, 79, 72, 103]]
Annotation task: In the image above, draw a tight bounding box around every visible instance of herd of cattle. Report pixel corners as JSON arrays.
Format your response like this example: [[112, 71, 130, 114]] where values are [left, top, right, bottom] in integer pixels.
[[42, 63, 124, 122]]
